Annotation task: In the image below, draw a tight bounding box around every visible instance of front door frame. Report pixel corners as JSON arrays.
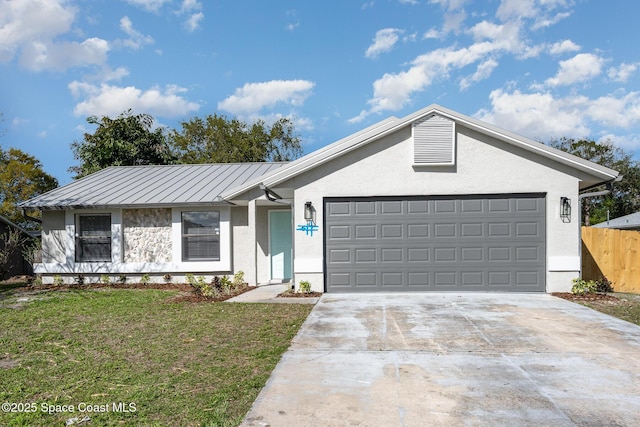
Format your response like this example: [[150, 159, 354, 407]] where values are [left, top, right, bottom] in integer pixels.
[[268, 209, 292, 281]]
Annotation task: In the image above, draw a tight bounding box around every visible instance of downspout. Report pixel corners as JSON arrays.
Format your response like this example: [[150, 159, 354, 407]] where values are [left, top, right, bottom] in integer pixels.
[[578, 177, 621, 279], [259, 184, 295, 290]]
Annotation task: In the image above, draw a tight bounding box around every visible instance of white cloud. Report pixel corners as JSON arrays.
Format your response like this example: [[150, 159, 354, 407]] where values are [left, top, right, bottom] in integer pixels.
[[598, 133, 640, 153], [218, 80, 315, 116], [476, 88, 640, 142], [124, 0, 171, 13], [545, 53, 605, 87], [69, 81, 200, 117], [20, 37, 110, 71], [496, 0, 572, 29], [423, 28, 441, 39], [585, 91, 640, 128], [353, 31, 518, 121], [117, 16, 154, 50], [0, 0, 109, 71], [179, 0, 202, 13], [429, 0, 469, 35], [496, 0, 537, 20], [0, 0, 75, 62], [476, 89, 591, 139], [365, 28, 403, 59], [608, 63, 638, 83], [174, 1, 204, 32], [532, 11, 571, 30], [549, 39, 580, 55], [184, 12, 204, 32], [459, 58, 498, 90], [286, 22, 300, 32]]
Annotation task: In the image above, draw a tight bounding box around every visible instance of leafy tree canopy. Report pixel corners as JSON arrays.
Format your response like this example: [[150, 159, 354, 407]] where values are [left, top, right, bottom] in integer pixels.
[[548, 137, 640, 225], [70, 110, 175, 178], [0, 147, 58, 229], [169, 114, 303, 163]]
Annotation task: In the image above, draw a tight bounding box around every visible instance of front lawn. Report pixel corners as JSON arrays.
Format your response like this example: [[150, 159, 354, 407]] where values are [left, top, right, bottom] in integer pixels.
[[554, 292, 640, 326], [0, 285, 313, 426]]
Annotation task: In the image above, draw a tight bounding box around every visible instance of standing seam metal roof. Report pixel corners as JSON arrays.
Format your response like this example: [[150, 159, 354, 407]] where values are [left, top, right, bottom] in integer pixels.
[[19, 163, 287, 209]]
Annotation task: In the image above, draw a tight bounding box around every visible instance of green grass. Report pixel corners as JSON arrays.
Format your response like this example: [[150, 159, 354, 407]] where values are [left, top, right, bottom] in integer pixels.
[[0, 286, 313, 426], [580, 293, 640, 326]]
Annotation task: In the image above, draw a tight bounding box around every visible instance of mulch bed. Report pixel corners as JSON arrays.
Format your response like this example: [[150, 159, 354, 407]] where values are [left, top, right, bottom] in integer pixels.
[[552, 292, 620, 302], [277, 290, 323, 298]]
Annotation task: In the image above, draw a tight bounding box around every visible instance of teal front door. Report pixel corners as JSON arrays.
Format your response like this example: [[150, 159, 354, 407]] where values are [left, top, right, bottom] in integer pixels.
[[269, 210, 292, 280]]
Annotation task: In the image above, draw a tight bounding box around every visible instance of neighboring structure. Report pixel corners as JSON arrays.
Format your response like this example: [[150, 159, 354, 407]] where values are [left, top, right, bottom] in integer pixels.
[[592, 212, 640, 230], [20, 104, 619, 293], [0, 215, 35, 279]]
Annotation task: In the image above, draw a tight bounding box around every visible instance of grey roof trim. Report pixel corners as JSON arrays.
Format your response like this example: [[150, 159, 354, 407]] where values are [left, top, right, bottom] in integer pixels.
[[592, 212, 640, 229], [20, 163, 287, 209], [222, 104, 619, 199]]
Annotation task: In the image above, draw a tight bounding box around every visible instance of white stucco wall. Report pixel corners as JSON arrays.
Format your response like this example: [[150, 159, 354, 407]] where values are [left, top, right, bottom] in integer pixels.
[[37, 206, 232, 283], [290, 124, 583, 293]]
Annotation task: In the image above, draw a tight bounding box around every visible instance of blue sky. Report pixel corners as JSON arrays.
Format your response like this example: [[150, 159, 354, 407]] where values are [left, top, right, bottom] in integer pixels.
[[2, 0, 639, 185]]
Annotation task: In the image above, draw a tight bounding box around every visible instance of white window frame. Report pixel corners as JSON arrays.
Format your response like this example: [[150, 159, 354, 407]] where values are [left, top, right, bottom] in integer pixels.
[[172, 207, 231, 272]]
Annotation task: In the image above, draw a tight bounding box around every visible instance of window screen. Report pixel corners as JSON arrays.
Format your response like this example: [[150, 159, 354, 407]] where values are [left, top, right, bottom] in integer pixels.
[[76, 214, 112, 262], [182, 211, 220, 261]]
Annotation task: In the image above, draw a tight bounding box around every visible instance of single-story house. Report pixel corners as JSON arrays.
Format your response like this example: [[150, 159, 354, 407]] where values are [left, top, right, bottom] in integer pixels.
[[20, 104, 619, 293], [0, 215, 36, 279], [591, 212, 640, 230]]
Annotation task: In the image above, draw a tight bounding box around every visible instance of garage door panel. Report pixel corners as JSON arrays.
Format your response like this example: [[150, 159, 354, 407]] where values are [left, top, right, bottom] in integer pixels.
[[325, 195, 545, 292], [381, 224, 403, 238], [434, 223, 456, 237]]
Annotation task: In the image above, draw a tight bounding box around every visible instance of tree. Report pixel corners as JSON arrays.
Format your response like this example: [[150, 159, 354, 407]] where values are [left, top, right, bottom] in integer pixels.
[[0, 148, 58, 229], [70, 110, 175, 178], [548, 138, 640, 225], [170, 114, 303, 164]]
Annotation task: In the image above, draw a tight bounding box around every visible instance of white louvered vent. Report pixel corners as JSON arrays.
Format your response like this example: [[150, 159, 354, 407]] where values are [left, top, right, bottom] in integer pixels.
[[413, 114, 455, 165]]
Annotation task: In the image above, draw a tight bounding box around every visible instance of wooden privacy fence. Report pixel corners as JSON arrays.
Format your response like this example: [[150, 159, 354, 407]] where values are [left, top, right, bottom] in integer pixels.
[[582, 226, 639, 293]]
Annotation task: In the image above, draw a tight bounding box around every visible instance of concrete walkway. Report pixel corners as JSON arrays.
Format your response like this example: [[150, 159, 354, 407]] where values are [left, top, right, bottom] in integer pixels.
[[241, 293, 640, 426]]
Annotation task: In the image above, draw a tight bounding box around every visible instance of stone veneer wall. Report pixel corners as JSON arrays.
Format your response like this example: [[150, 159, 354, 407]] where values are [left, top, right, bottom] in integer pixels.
[[123, 208, 172, 263]]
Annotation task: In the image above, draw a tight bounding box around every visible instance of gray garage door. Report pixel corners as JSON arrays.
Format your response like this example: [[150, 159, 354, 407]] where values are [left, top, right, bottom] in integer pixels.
[[324, 194, 545, 292]]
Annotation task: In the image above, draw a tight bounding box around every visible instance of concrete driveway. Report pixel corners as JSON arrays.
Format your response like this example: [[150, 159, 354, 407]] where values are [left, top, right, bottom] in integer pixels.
[[241, 293, 640, 426]]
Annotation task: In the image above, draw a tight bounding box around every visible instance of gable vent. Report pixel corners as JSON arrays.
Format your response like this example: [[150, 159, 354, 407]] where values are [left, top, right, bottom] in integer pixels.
[[413, 114, 455, 165]]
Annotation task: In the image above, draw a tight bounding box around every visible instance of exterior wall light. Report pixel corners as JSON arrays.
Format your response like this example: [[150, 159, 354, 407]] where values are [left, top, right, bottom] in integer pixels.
[[560, 197, 571, 223], [304, 201, 315, 224]]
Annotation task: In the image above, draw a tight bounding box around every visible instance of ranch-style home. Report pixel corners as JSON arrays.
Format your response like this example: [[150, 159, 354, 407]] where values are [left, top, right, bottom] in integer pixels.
[[20, 104, 619, 293]]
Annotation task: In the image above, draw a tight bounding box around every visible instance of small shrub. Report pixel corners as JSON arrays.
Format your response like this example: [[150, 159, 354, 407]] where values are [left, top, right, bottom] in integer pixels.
[[53, 275, 64, 286], [212, 276, 222, 293], [185, 273, 196, 286], [571, 278, 598, 295], [187, 274, 216, 298], [74, 274, 86, 286], [118, 274, 127, 284], [298, 280, 312, 293], [100, 274, 111, 285], [595, 276, 613, 293], [220, 275, 233, 295], [163, 273, 172, 283], [140, 273, 151, 285], [32, 276, 43, 287], [233, 271, 245, 287]]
